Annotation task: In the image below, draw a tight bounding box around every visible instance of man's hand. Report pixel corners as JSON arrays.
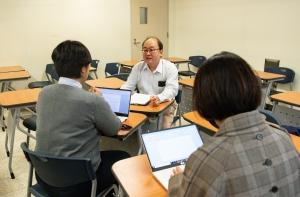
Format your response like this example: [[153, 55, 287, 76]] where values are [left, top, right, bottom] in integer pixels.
[[150, 95, 160, 107], [88, 86, 102, 96]]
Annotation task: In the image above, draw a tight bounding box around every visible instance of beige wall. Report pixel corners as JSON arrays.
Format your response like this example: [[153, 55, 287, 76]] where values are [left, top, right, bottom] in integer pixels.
[[0, 0, 131, 89], [169, 0, 300, 91]]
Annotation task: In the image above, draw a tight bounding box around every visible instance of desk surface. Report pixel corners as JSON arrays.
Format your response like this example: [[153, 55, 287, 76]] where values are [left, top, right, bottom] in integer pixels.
[[178, 78, 194, 87], [0, 66, 24, 73], [130, 100, 174, 115], [85, 78, 125, 89], [270, 91, 300, 107], [183, 111, 300, 152], [112, 154, 167, 197], [117, 60, 140, 67], [116, 112, 147, 139], [0, 88, 41, 108], [0, 71, 31, 81], [163, 57, 190, 64], [254, 70, 285, 81], [89, 67, 97, 71]]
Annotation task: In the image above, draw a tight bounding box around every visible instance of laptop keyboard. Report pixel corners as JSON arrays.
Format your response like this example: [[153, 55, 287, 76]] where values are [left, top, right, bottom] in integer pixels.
[[117, 116, 127, 122]]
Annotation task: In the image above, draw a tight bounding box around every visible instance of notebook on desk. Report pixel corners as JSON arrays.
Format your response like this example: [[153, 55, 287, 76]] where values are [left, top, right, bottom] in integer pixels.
[[141, 124, 204, 189], [98, 87, 131, 122], [130, 93, 151, 106]]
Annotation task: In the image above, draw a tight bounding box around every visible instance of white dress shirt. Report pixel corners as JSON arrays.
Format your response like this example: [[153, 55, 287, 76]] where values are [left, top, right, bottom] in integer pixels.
[[121, 59, 178, 102], [58, 77, 82, 89]]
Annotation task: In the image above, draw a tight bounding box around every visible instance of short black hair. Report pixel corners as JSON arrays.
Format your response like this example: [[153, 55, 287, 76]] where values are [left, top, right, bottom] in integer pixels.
[[142, 36, 163, 50], [193, 51, 262, 121], [51, 40, 92, 78]]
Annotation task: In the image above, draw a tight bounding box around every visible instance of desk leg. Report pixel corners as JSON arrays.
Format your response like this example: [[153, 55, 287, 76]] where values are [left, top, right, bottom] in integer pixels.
[[157, 113, 163, 130], [136, 126, 144, 155], [272, 101, 278, 113], [261, 82, 272, 109], [6, 108, 19, 179]]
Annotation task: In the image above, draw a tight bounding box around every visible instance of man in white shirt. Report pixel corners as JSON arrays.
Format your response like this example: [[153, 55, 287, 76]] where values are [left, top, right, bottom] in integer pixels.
[[121, 36, 178, 128]]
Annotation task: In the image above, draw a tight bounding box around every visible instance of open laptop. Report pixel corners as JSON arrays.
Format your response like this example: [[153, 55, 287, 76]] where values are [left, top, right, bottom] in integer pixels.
[[98, 87, 131, 122], [141, 124, 204, 189]]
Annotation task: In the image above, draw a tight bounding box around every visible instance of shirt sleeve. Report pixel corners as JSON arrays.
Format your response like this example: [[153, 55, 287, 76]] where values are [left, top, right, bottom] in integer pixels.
[[157, 62, 178, 102]]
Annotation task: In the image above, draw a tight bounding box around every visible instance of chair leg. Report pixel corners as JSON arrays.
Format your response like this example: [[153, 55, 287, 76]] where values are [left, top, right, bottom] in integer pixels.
[[26, 129, 31, 146]]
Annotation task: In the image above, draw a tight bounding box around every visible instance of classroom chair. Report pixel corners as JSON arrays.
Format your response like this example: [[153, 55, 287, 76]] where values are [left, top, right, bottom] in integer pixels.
[[259, 109, 282, 126], [105, 63, 119, 77], [178, 56, 206, 79], [264, 67, 295, 95], [172, 89, 182, 126], [21, 142, 119, 197], [28, 64, 55, 89], [23, 115, 37, 145], [106, 73, 129, 81], [88, 59, 100, 80]]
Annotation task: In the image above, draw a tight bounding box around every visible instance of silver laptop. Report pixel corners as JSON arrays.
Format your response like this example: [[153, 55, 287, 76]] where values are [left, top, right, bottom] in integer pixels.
[[141, 124, 204, 189], [98, 87, 131, 122]]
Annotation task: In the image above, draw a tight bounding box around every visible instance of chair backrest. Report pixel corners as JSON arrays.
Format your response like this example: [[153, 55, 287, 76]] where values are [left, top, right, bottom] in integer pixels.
[[51, 68, 60, 83], [175, 89, 182, 104], [20, 142, 97, 196], [264, 58, 280, 71], [105, 63, 119, 77], [91, 60, 100, 69], [259, 109, 282, 126], [45, 64, 55, 82], [188, 56, 207, 68], [106, 73, 129, 81], [264, 67, 295, 84]]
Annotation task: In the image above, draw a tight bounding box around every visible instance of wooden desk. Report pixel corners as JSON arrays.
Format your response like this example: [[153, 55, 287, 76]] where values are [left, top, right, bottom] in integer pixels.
[[130, 100, 174, 130], [0, 88, 41, 179], [178, 78, 194, 115], [111, 112, 147, 155], [0, 66, 24, 73], [270, 91, 300, 108], [85, 78, 125, 89], [117, 60, 140, 68], [163, 57, 190, 69], [89, 67, 97, 71], [183, 111, 300, 153], [254, 70, 285, 109], [0, 71, 31, 91], [270, 91, 300, 126], [112, 154, 167, 197]]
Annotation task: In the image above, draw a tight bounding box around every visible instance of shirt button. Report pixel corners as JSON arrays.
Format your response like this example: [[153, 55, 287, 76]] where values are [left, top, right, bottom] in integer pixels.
[[264, 159, 272, 166], [270, 186, 278, 193], [256, 134, 263, 140]]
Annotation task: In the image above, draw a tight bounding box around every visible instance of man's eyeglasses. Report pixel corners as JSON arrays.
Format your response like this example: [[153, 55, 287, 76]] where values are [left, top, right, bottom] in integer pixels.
[[141, 49, 160, 54]]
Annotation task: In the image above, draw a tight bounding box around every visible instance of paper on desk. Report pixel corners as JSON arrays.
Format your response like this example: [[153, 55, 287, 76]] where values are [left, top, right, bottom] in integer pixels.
[[130, 93, 151, 105]]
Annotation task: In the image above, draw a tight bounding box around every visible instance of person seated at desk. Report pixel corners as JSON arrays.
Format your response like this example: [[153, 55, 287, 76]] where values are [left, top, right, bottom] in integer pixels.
[[121, 36, 178, 129], [168, 52, 300, 197], [35, 40, 130, 197]]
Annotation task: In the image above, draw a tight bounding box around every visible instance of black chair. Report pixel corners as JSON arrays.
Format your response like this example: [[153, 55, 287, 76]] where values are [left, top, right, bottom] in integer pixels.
[[21, 142, 118, 197], [106, 73, 129, 81], [88, 60, 100, 80], [178, 56, 206, 79], [28, 64, 54, 89], [51, 67, 59, 83], [172, 89, 182, 126], [23, 115, 37, 145], [265, 67, 295, 95], [259, 109, 282, 126], [105, 63, 119, 77]]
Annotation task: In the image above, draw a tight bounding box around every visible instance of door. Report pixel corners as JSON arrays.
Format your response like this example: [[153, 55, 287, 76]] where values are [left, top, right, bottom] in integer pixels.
[[131, 0, 169, 60]]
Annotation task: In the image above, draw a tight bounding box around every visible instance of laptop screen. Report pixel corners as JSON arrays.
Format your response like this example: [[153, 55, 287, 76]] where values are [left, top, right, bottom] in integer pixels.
[[98, 88, 131, 117], [141, 124, 203, 171]]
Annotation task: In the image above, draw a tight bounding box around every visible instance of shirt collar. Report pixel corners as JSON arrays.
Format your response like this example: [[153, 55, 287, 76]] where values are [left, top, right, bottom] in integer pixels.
[[58, 77, 82, 89], [142, 59, 163, 73]]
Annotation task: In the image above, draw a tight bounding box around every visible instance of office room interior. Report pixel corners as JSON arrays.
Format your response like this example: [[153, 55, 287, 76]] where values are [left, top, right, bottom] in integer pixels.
[[1, 0, 299, 92]]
